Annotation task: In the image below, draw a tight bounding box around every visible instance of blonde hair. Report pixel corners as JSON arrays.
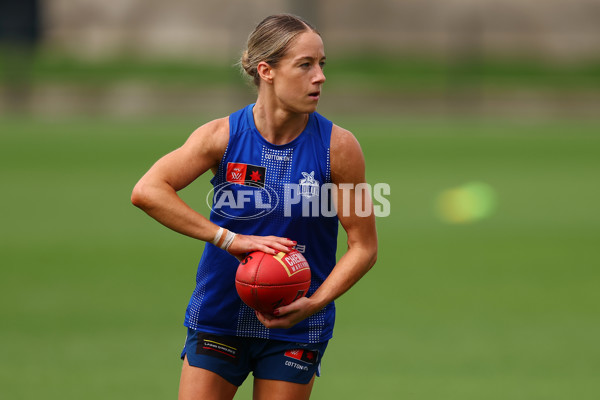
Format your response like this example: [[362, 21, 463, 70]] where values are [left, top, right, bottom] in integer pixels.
[[240, 14, 319, 87]]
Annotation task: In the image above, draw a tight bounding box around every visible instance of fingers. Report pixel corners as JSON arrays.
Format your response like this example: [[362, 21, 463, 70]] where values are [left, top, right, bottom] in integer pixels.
[[255, 310, 292, 329], [254, 297, 311, 329], [228, 235, 296, 256], [254, 235, 296, 254]]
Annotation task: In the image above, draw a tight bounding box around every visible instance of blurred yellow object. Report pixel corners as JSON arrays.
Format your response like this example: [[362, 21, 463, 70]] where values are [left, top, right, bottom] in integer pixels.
[[436, 181, 497, 224]]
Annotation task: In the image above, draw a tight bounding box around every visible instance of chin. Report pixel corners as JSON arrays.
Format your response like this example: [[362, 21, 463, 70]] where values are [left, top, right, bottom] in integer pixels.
[[298, 102, 319, 114], [305, 105, 319, 114], [280, 98, 319, 114]]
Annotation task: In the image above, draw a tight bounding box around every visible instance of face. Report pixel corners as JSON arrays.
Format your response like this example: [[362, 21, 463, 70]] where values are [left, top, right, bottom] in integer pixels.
[[265, 31, 326, 113]]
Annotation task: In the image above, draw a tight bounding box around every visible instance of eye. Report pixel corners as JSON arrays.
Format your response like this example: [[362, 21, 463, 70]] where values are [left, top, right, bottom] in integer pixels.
[[319, 61, 326, 69], [299, 62, 310, 68]]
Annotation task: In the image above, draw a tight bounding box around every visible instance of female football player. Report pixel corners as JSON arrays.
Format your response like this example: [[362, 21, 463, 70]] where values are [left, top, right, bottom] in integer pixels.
[[132, 14, 378, 400]]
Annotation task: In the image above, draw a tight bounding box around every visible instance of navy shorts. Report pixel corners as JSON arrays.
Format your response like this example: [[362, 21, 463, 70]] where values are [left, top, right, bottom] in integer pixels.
[[181, 328, 328, 387]]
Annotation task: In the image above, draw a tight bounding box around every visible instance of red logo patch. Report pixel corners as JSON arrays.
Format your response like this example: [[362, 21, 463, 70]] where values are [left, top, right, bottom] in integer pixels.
[[226, 162, 266, 188], [284, 349, 318, 365], [227, 163, 247, 184]]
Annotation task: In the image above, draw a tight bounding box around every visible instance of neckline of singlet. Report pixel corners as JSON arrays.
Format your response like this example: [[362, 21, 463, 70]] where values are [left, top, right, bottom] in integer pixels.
[[245, 104, 312, 149]]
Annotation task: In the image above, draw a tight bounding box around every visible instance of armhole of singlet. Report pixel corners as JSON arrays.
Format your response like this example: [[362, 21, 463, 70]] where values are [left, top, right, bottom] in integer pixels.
[[209, 116, 233, 186], [319, 115, 334, 184]]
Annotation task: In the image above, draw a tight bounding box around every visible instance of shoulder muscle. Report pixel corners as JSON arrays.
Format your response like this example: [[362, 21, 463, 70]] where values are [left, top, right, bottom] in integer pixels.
[[184, 116, 230, 165], [145, 117, 230, 191], [330, 125, 365, 185]]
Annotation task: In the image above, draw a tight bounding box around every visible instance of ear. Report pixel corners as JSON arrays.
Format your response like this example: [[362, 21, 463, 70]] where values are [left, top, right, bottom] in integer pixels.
[[256, 61, 274, 84]]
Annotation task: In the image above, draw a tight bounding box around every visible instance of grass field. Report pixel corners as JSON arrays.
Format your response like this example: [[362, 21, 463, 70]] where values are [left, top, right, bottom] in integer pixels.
[[1, 113, 599, 399]]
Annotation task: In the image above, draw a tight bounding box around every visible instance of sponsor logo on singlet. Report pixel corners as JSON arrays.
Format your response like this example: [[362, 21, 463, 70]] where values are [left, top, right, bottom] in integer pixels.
[[226, 162, 266, 188]]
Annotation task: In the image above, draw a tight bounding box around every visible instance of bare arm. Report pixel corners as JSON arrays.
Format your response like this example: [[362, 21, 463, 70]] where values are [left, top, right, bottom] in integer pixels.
[[131, 117, 294, 256], [257, 125, 378, 327]]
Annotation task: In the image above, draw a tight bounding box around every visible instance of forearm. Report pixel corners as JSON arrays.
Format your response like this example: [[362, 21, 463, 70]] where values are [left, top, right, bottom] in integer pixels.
[[256, 241, 377, 328], [132, 180, 217, 242], [132, 177, 296, 259], [309, 242, 377, 311]]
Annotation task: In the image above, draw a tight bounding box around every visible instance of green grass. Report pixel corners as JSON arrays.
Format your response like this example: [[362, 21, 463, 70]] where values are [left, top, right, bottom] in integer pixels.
[[1, 114, 599, 399], [2, 51, 599, 91]]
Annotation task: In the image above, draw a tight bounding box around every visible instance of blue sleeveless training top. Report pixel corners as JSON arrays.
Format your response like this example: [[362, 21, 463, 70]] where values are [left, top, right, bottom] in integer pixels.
[[184, 104, 339, 343]]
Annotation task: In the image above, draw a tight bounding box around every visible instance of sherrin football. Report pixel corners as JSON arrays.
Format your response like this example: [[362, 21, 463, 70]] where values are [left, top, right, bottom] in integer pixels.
[[235, 249, 311, 314]]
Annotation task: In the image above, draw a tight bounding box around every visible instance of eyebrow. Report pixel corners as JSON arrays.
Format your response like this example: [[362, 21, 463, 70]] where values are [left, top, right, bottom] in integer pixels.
[[295, 55, 327, 63]]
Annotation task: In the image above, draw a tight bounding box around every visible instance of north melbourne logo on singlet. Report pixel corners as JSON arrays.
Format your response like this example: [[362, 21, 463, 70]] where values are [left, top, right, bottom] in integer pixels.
[[299, 171, 319, 198], [227, 162, 266, 188]]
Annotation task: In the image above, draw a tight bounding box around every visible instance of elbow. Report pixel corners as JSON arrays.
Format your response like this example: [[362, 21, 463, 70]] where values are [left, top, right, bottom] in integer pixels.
[[349, 237, 378, 271], [368, 247, 378, 270], [362, 241, 377, 271], [131, 181, 151, 210]]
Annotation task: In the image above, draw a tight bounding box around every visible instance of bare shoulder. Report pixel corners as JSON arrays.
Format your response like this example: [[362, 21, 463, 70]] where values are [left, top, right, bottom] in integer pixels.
[[150, 116, 229, 189], [330, 124, 365, 184], [184, 116, 230, 164]]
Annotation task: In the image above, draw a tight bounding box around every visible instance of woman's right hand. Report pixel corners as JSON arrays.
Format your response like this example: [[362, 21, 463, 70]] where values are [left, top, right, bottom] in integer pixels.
[[227, 234, 296, 260]]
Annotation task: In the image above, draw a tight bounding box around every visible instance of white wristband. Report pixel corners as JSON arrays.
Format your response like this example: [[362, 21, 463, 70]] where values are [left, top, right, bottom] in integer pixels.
[[211, 227, 224, 246], [221, 230, 236, 251], [211, 227, 237, 251]]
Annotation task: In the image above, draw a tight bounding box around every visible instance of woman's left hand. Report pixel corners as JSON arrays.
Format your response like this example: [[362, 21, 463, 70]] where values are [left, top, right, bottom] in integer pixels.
[[254, 297, 319, 329]]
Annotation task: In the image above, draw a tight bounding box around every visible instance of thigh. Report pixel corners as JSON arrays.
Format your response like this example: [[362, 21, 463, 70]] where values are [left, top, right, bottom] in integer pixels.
[[179, 355, 238, 400], [253, 376, 315, 400]]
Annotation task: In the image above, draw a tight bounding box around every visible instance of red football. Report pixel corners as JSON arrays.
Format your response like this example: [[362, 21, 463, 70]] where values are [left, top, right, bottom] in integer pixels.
[[235, 250, 311, 314]]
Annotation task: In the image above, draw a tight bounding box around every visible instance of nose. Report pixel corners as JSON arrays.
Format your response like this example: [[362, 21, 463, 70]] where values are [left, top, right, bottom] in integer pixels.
[[313, 65, 326, 84]]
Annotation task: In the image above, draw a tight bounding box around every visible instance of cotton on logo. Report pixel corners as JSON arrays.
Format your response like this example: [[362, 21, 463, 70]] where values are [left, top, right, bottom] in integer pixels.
[[206, 182, 279, 220]]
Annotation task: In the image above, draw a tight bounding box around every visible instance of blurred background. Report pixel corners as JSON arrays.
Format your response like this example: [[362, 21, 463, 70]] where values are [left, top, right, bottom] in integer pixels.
[[1, 1, 599, 399]]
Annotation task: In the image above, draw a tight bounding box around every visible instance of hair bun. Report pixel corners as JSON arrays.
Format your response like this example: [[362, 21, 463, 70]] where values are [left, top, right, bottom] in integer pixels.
[[240, 50, 253, 74]]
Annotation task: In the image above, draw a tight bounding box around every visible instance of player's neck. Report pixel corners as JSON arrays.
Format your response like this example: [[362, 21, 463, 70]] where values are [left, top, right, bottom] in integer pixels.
[[252, 99, 309, 146]]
